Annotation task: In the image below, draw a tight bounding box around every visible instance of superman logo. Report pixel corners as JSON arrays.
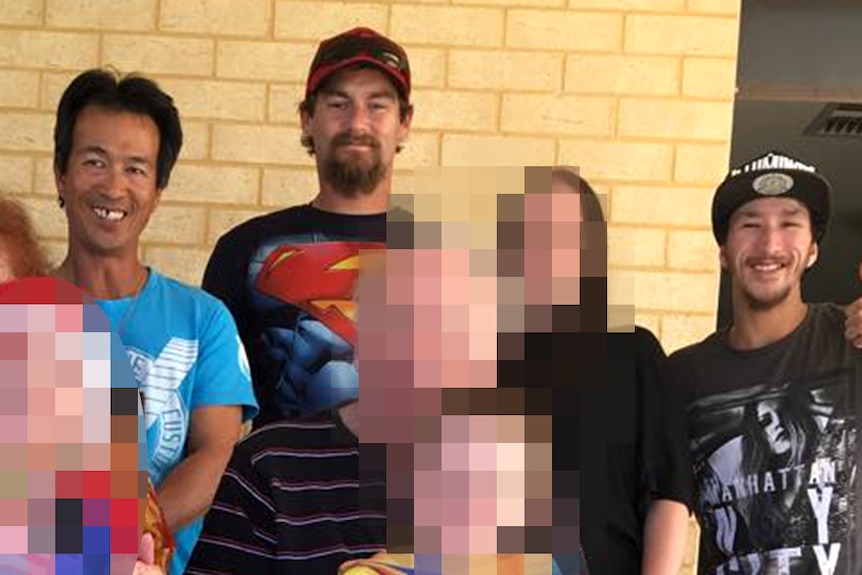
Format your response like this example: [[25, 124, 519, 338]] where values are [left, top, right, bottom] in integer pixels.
[[255, 242, 383, 347]]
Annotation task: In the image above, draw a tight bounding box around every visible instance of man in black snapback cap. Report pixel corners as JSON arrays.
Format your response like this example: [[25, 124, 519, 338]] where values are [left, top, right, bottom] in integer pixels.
[[669, 150, 862, 574]]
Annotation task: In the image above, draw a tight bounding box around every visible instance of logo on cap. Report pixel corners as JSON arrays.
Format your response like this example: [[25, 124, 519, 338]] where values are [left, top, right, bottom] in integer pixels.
[[380, 51, 401, 69], [752, 172, 794, 196]]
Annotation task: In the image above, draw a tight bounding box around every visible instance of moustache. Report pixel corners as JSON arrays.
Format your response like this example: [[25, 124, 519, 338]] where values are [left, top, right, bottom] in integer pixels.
[[332, 133, 380, 150]]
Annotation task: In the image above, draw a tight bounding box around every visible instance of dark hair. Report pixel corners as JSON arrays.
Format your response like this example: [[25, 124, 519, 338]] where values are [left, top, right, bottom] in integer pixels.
[[298, 65, 412, 156], [53, 69, 183, 190], [0, 197, 48, 278]]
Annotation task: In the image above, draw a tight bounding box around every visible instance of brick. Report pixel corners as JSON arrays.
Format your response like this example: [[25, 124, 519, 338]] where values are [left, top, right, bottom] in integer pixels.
[[557, 141, 673, 182], [506, 10, 623, 52], [158, 79, 266, 121], [39, 72, 78, 111], [411, 91, 496, 132], [675, 143, 729, 185], [688, 0, 740, 15], [392, 171, 415, 195], [409, 48, 447, 89], [391, 5, 504, 47], [458, 0, 563, 6], [140, 204, 205, 245], [143, 246, 209, 287], [168, 164, 259, 205], [160, 0, 269, 36], [274, 2, 387, 41], [0, 156, 33, 195], [268, 83, 305, 124], [633, 312, 661, 340], [0, 70, 39, 108], [19, 196, 67, 240], [662, 313, 716, 353], [612, 186, 712, 227], [501, 94, 614, 137], [625, 15, 739, 57], [608, 226, 666, 268], [34, 158, 57, 198], [261, 168, 318, 207], [46, 0, 155, 31], [217, 41, 313, 82], [441, 135, 555, 166], [212, 124, 310, 166], [397, 132, 440, 170], [668, 229, 718, 271], [633, 270, 718, 313], [208, 208, 268, 244], [565, 54, 679, 96], [571, 0, 683, 8], [0, 0, 42, 25], [619, 99, 733, 140], [448, 50, 561, 91], [683, 57, 736, 99], [0, 113, 54, 152], [103, 35, 214, 76], [0, 31, 98, 69], [42, 239, 68, 268], [179, 121, 210, 161]]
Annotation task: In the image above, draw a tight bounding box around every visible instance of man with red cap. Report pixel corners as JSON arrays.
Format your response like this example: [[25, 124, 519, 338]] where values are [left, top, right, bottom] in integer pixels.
[[202, 26, 413, 426]]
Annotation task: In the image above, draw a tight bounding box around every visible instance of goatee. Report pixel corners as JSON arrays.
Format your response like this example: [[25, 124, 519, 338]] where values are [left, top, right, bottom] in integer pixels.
[[322, 133, 386, 197]]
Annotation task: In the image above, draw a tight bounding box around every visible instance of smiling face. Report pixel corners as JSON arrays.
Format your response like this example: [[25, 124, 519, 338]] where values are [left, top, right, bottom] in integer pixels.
[[721, 197, 817, 311], [301, 67, 411, 197], [56, 105, 162, 259]]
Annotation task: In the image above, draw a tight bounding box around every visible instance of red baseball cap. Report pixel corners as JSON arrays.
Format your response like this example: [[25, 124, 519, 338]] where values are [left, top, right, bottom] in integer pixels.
[[305, 27, 411, 100]]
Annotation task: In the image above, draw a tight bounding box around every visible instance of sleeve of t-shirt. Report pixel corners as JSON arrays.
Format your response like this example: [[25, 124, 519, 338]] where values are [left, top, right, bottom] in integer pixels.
[[191, 297, 259, 422], [637, 327, 694, 511], [202, 233, 248, 336], [185, 441, 277, 575]]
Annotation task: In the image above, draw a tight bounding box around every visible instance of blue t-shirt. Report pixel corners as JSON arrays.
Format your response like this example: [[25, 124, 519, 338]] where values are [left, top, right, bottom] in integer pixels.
[[96, 270, 258, 575]]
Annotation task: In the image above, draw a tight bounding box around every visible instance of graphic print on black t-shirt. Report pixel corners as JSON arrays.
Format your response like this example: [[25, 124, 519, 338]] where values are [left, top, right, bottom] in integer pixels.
[[689, 368, 856, 574], [247, 236, 384, 419]]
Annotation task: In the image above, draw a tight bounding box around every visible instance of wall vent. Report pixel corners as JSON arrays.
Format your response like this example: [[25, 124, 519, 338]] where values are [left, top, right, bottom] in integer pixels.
[[805, 103, 862, 138]]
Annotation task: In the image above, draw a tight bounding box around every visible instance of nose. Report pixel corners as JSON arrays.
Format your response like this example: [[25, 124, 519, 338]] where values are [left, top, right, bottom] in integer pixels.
[[347, 103, 371, 132], [755, 223, 783, 255], [102, 165, 127, 197]]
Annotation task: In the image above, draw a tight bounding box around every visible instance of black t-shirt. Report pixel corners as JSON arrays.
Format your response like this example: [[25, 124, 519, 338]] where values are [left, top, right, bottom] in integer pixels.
[[577, 327, 693, 575], [670, 304, 862, 574], [203, 204, 385, 425]]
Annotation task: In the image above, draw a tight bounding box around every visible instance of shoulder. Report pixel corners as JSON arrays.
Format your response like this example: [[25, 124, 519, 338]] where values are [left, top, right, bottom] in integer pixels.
[[213, 205, 313, 250], [150, 272, 230, 312]]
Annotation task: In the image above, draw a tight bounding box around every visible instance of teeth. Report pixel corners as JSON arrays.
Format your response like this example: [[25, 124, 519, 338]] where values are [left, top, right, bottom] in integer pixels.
[[92, 206, 126, 221], [753, 263, 781, 272]]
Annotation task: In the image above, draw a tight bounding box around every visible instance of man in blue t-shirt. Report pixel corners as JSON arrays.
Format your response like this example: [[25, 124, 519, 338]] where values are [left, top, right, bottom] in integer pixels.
[[49, 69, 258, 575]]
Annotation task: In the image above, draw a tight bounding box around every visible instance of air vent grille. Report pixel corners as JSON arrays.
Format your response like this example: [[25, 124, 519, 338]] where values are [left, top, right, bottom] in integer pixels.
[[805, 103, 862, 138]]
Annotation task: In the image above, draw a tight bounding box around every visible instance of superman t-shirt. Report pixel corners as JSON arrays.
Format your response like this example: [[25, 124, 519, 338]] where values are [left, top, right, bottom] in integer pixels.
[[203, 204, 385, 424]]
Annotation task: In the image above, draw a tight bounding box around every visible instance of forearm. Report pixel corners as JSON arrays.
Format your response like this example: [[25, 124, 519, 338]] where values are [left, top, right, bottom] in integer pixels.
[[641, 499, 690, 575], [157, 441, 237, 532]]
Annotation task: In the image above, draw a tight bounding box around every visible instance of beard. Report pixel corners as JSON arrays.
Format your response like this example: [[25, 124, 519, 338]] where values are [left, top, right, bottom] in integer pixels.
[[742, 281, 794, 311], [321, 132, 386, 197]]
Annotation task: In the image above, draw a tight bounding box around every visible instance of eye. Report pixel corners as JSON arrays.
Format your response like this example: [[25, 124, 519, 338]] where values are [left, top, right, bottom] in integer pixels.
[[127, 166, 148, 177], [326, 99, 349, 110], [83, 158, 105, 168]]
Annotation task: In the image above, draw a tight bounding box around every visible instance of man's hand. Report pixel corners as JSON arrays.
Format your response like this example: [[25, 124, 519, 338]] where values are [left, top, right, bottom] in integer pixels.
[[844, 262, 862, 348], [134, 532, 165, 575]]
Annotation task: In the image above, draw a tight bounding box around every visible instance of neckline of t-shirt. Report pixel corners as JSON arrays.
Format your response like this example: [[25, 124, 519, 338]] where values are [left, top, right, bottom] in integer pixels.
[[719, 303, 817, 357], [95, 267, 158, 308], [304, 203, 386, 222]]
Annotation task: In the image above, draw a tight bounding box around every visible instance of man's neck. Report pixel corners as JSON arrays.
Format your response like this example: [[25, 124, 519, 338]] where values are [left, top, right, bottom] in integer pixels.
[[727, 296, 809, 351], [53, 246, 147, 300], [312, 178, 390, 215]]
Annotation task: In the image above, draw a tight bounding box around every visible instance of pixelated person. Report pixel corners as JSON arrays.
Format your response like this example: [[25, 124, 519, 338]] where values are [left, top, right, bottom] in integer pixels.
[[49, 69, 258, 575], [202, 26, 413, 425]]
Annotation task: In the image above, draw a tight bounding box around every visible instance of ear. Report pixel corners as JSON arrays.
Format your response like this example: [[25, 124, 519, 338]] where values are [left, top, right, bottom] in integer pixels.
[[397, 105, 413, 144], [300, 108, 313, 139], [719, 245, 729, 272], [807, 241, 819, 269]]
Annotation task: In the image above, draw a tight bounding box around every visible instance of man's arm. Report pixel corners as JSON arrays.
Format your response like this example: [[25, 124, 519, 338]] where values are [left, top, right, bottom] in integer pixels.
[[156, 405, 242, 531], [641, 500, 690, 575]]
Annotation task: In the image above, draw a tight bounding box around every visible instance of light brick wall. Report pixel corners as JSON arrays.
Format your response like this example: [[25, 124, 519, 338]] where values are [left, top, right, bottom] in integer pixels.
[[1, 2, 742, 570]]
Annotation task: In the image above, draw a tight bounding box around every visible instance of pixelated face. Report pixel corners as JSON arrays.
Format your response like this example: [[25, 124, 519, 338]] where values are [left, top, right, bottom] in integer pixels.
[[56, 105, 162, 259], [302, 67, 411, 196], [0, 277, 147, 575], [357, 168, 589, 558], [721, 197, 816, 311]]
